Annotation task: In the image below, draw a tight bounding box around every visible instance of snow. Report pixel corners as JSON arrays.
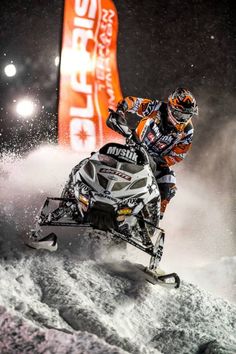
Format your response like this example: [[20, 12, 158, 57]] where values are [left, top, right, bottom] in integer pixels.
[[0, 306, 129, 354], [0, 145, 235, 353], [0, 250, 235, 354]]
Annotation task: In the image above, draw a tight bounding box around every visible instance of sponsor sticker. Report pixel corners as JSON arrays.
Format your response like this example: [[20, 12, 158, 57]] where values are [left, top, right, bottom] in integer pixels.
[[107, 146, 138, 163]]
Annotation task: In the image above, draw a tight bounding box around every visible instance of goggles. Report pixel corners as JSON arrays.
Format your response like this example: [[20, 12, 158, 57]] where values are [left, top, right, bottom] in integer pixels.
[[168, 107, 192, 132], [169, 107, 193, 122], [169, 105, 198, 123]]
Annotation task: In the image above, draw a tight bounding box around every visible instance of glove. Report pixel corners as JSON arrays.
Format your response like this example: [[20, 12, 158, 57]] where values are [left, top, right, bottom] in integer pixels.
[[116, 99, 128, 113], [106, 109, 131, 138]]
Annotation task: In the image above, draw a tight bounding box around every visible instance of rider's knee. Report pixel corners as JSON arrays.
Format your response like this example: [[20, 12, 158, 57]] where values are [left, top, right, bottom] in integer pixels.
[[159, 183, 177, 202]]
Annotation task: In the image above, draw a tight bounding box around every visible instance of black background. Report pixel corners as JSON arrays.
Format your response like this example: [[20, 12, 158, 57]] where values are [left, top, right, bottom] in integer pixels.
[[0, 0, 235, 158]]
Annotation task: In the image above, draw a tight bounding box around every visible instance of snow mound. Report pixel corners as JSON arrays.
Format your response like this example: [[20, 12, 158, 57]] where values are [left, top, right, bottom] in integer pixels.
[[0, 306, 129, 354], [0, 248, 235, 354]]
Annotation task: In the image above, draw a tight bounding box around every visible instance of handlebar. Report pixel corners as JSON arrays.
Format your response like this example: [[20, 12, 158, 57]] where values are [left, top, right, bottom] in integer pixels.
[[107, 108, 154, 166], [129, 129, 141, 145]]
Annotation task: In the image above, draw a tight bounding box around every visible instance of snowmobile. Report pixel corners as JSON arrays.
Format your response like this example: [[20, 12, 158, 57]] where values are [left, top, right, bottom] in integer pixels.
[[26, 110, 180, 289]]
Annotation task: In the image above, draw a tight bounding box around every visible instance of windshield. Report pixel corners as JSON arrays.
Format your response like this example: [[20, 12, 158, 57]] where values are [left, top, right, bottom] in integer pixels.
[[98, 154, 117, 168], [120, 162, 144, 174]]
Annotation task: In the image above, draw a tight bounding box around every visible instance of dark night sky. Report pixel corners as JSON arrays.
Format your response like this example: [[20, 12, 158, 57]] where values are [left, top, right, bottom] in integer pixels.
[[0, 0, 235, 156]]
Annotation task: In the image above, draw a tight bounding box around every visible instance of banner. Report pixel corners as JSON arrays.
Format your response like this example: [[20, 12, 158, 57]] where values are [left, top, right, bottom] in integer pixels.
[[58, 0, 123, 152]]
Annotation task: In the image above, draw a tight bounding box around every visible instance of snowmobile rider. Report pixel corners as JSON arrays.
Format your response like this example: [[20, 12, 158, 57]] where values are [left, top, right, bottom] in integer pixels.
[[106, 88, 198, 219]]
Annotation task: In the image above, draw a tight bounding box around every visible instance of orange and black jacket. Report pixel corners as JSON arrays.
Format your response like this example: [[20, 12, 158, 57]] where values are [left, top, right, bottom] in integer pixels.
[[118, 96, 194, 167]]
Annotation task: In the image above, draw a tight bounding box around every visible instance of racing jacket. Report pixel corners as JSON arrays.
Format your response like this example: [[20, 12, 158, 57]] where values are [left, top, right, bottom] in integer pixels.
[[118, 96, 194, 167]]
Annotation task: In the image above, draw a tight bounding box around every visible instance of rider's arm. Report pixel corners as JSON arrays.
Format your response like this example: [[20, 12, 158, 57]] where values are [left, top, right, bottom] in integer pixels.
[[106, 96, 152, 137], [117, 96, 161, 120], [163, 128, 194, 166], [106, 96, 160, 137]]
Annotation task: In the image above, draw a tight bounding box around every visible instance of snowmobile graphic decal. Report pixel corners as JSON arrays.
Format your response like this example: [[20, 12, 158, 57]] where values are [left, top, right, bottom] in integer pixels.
[[99, 168, 131, 180], [58, 0, 123, 152], [107, 146, 138, 163]]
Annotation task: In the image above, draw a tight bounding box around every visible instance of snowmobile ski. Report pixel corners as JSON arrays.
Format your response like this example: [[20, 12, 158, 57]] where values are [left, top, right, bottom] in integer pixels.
[[136, 264, 180, 289], [27, 232, 58, 252]]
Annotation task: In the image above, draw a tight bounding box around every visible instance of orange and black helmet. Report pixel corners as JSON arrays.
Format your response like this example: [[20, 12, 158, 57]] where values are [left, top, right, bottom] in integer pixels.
[[167, 88, 198, 131]]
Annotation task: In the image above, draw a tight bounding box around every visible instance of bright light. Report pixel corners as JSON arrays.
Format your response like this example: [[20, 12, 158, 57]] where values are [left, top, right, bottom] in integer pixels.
[[60, 48, 93, 75], [16, 99, 35, 118], [4, 64, 17, 77], [55, 56, 60, 66]]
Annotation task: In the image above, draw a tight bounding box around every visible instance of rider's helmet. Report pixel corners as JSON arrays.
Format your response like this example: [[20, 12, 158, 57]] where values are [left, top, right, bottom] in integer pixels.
[[167, 88, 198, 131]]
